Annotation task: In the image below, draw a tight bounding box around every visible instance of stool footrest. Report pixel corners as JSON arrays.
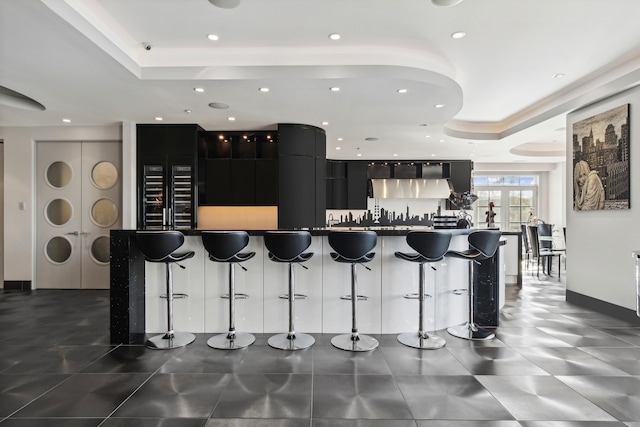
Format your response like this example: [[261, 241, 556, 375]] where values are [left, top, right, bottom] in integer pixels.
[[221, 293, 249, 300], [159, 293, 188, 299], [278, 293, 308, 300], [403, 293, 432, 299], [340, 294, 369, 301]]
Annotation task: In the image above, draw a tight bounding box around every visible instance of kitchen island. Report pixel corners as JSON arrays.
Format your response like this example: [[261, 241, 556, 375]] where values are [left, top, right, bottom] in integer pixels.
[[110, 228, 506, 344]]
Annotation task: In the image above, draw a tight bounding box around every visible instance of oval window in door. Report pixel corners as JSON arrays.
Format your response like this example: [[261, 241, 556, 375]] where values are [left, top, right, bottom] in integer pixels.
[[45, 198, 73, 226], [91, 198, 118, 227], [45, 236, 72, 264], [91, 161, 118, 190], [90, 235, 110, 264], [46, 161, 73, 189]]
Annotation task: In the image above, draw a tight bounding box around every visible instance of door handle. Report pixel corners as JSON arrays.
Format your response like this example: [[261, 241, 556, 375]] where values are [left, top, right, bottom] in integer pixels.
[[79, 231, 90, 237], [66, 231, 80, 236]]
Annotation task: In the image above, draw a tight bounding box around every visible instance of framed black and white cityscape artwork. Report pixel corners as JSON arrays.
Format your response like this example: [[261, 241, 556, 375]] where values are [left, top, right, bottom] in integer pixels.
[[572, 104, 630, 210]]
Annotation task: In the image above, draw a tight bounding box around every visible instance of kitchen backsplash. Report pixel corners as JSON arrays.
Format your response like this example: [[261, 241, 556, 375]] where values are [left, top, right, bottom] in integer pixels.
[[326, 198, 474, 227]]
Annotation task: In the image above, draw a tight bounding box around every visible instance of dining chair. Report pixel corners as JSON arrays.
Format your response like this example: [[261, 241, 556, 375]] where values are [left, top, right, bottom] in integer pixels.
[[527, 225, 562, 278]]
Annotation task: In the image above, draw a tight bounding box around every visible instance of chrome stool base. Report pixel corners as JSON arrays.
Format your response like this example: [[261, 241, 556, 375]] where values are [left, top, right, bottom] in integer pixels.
[[268, 332, 315, 351], [331, 333, 379, 352], [398, 332, 446, 349], [207, 331, 255, 350], [447, 323, 495, 341], [145, 332, 196, 350]]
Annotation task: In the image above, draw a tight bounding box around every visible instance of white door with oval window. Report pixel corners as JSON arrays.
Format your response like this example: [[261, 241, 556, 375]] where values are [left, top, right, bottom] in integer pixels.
[[36, 141, 121, 289]]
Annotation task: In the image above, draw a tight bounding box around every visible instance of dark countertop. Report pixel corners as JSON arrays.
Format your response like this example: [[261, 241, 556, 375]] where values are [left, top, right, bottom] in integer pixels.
[[113, 227, 516, 237]]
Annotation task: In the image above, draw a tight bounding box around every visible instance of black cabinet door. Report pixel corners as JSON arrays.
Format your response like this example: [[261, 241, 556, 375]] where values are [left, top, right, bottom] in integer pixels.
[[329, 179, 348, 209], [347, 161, 368, 209], [446, 160, 473, 210], [278, 155, 316, 229], [255, 159, 278, 205], [448, 160, 473, 193], [231, 160, 256, 205], [206, 159, 231, 205]]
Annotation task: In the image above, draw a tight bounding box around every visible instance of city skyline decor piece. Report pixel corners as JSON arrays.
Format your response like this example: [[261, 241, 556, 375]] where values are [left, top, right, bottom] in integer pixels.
[[572, 103, 630, 210]]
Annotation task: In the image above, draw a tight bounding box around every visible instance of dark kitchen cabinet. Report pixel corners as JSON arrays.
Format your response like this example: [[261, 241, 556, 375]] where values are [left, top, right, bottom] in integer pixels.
[[199, 131, 278, 206], [255, 159, 278, 205], [230, 160, 256, 205], [278, 124, 326, 229], [346, 161, 367, 209], [205, 159, 231, 205], [326, 160, 347, 209], [137, 124, 203, 229], [446, 160, 473, 209], [326, 160, 367, 209]]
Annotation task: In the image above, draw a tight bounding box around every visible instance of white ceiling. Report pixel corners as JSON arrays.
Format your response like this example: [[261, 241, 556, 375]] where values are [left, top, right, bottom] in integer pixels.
[[2, 0, 640, 163]]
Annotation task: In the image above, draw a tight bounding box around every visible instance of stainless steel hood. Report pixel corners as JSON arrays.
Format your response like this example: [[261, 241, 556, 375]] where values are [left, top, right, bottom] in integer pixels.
[[370, 179, 452, 199]]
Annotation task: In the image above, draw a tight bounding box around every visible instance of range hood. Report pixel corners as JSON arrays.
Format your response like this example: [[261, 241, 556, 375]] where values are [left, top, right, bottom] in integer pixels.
[[371, 179, 452, 199]]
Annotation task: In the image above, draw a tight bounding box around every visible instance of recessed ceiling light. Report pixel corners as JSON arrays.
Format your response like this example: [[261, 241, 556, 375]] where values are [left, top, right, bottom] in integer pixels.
[[336, 147, 341, 150], [62, 118, 71, 123], [356, 153, 362, 157], [194, 87, 205, 93], [322, 121, 329, 125], [424, 135, 431, 138], [397, 89, 408, 94], [439, 139, 445, 142], [184, 109, 192, 114], [393, 153, 398, 157], [207, 34, 219, 41], [228, 117, 236, 121], [155, 117, 163, 121], [451, 31, 466, 39], [330, 87, 340, 92], [434, 104, 445, 108], [259, 87, 269, 92], [209, 102, 230, 109], [431, 153, 436, 157], [552, 73, 565, 79], [337, 137, 343, 141], [329, 33, 341, 41]]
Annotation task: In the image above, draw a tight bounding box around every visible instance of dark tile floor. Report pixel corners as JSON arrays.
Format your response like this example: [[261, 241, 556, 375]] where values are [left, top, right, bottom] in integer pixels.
[[1, 269, 640, 426]]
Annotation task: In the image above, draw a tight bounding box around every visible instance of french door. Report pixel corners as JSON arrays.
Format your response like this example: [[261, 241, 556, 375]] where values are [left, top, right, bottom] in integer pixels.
[[36, 141, 121, 289], [475, 187, 536, 231]]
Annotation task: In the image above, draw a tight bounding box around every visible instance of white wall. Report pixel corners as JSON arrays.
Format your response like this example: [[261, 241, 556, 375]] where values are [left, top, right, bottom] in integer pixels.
[[474, 162, 566, 228], [0, 125, 123, 284], [566, 88, 639, 310]]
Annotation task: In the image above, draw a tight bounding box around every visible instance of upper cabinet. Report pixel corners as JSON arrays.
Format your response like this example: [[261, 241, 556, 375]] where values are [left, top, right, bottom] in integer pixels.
[[326, 160, 367, 209], [326, 159, 474, 209], [199, 131, 278, 206]]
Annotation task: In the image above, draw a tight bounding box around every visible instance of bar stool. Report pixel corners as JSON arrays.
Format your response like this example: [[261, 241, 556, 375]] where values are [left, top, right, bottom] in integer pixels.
[[447, 229, 501, 340], [328, 230, 378, 352], [394, 231, 452, 349], [264, 231, 315, 350], [136, 231, 196, 350], [202, 231, 256, 350]]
